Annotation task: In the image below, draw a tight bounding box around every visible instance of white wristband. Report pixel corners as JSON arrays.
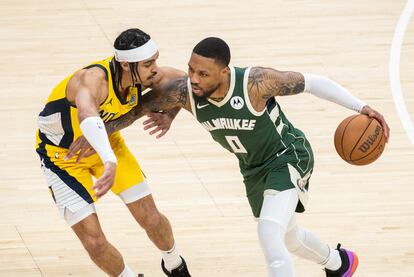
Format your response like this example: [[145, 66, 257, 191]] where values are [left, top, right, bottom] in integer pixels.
[[79, 116, 117, 164], [303, 74, 366, 113]]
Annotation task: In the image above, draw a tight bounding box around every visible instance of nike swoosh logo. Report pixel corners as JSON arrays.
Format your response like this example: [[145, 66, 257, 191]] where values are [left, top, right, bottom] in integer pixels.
[[276, 148, 288, 157], [197, 103, 210, 109]]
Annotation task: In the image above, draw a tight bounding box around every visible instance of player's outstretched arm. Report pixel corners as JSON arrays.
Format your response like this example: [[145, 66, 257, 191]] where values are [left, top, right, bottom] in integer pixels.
[[75, 69, 117, 198], [248, 66, 365, 110], [65, 76, 190, 161], [105, 76, 190, 134], [301, 73, 390, 141], [248, 66, 389, 141]]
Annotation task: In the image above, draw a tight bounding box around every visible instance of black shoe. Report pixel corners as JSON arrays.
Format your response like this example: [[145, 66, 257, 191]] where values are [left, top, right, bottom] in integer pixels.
[[138, 274, 144, 277], [325, 244, 359, 277], [161, 256, 191, 277]]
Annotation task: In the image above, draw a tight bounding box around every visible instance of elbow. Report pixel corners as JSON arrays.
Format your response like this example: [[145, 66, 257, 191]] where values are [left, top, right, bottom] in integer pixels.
[[77, 108, 99, 124], [77, 110, 89, 124]]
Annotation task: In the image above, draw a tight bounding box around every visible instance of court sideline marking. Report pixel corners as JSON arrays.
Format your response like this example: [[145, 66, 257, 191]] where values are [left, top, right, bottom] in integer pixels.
[[390, 0, 414, 145]]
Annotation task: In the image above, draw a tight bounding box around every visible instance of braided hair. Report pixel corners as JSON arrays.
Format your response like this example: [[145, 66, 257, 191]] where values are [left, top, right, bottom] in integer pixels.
[[113, 28, 151, 89]]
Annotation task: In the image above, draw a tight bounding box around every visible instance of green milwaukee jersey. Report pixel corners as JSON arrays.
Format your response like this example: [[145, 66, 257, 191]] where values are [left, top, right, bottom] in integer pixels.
[[188, 66, 314, 217], [189, 66, 307, 174]]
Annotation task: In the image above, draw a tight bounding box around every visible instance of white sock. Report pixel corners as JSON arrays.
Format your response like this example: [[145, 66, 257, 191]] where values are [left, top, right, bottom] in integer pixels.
[[118, 264, 136, 277], [161, 243, 182, 271], [323, 248, 342, 271]]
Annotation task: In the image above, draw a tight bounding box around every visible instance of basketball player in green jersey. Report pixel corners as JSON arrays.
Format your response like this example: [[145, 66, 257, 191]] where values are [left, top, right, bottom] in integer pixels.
[[68, 37, 390, 276]]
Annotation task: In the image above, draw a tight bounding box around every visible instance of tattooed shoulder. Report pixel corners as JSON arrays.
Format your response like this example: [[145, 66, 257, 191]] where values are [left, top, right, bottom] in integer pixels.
[[163, 76, 189, 106], [248, 67, 265, 91], [247, 66, 304, 99]]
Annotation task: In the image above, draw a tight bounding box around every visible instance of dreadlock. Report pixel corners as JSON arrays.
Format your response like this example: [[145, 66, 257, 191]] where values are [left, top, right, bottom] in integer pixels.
[[113, 28, 151, 89]]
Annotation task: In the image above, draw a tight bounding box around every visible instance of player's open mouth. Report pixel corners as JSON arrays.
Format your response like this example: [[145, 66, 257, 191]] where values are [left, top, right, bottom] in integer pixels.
[[192, 86, 201, 93]]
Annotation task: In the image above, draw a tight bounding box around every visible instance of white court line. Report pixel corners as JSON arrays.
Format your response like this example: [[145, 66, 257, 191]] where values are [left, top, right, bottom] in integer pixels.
[[390, 0, 414, 145]]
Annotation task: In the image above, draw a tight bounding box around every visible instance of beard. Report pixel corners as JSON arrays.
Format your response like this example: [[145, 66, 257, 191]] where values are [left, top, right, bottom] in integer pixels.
[[192, 83, 220, 101]]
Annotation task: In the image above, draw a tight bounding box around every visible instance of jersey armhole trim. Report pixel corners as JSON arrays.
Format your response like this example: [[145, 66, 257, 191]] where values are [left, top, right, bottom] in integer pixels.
[[66, 64, 110, 108], [243, 67, 266, 116], [187, 78, 196, 117]]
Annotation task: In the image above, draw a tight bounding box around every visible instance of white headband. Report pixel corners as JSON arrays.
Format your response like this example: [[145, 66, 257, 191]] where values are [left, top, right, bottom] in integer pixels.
[[114, 39, 158, 62]]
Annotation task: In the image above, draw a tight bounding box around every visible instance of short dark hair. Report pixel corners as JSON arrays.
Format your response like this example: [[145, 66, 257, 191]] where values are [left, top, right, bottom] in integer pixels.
[[192, 37, 231, 67], [113, 28, 151, 88]]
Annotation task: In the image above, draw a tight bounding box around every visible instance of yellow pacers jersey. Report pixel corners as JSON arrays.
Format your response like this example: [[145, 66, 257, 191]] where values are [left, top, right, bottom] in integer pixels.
[[36, 57, 141, 149]]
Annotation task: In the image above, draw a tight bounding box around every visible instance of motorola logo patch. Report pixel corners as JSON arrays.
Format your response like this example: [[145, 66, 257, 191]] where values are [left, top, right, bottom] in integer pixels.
[[230, 96, 244, 110]]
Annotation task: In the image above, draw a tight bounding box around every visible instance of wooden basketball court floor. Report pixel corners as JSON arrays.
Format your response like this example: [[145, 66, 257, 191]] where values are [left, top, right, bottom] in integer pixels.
[[0, 0, 413, 276]]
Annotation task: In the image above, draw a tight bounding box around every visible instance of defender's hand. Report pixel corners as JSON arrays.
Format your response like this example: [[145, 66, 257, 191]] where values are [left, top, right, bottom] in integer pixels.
[[65, 135, 96, 163], [361, 105, 390, 142], [143, 112, 174, 139], [93, 161, 116, 198]]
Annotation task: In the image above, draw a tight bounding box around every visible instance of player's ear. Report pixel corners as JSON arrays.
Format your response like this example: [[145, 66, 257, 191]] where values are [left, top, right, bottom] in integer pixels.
[[221, 66, 230, 75], [121, 61, 130, 72]]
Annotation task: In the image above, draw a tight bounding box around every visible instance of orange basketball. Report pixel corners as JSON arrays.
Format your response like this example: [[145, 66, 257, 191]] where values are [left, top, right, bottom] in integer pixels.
[[334, 114, 386, 165]]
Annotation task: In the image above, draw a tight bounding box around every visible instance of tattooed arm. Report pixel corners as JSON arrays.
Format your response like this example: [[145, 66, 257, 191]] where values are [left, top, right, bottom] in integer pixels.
[[105, 76, 191, 134], [65, 76, 191, 161], [248, 67, 304, 100], [246, 66, 390, 141], [246, 67, 305, 111]]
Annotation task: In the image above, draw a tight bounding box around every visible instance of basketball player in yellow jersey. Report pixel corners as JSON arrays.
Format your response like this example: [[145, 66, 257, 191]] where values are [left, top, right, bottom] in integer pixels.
[[35, 28, 191, 277]]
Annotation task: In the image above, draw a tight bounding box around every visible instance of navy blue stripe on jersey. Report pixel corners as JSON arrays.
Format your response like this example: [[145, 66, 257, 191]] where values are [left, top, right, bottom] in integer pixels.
[[39, 98, 74, 148], [136, 84, 143, 105], [36, 142, 94, 205], [38, 131, 55, 148], [83, 64, 109, 81], [109, 60, 128, 105]]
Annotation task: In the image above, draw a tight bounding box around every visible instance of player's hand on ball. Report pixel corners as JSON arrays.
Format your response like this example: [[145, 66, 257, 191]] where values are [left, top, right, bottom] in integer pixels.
[[360, 105, 390, 142]]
